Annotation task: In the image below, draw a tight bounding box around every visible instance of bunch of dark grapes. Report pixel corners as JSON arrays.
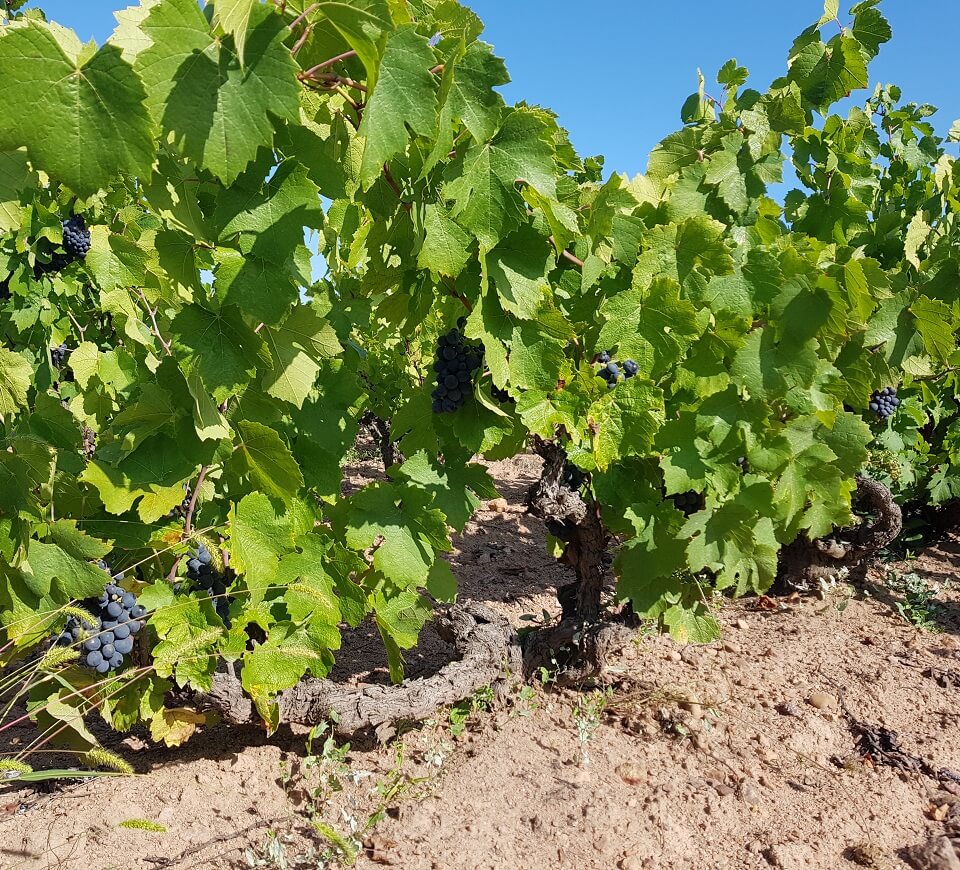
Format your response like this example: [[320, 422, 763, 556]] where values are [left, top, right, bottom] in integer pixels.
[[491, 385, 515, 405], [596, 352, 639, 389], [55, 570, 146, 674], [31, 215, 91, 278], [187, 542, 231, 625], [869, 387, 900, 420], [431, 324, 482, 413], [672, 490, 704, 516], [50, 344, 71, 369], [62, 215, 91, 260]]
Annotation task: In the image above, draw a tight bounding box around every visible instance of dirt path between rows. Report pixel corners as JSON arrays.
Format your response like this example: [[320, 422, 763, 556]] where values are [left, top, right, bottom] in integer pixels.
[[3, 455, 960, 870]]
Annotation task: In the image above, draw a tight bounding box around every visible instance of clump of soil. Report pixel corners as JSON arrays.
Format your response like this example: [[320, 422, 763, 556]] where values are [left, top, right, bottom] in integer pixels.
[[3, 455, 960, 870]]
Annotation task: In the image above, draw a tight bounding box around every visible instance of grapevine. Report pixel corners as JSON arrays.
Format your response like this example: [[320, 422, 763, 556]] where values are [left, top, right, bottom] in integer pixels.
[[0, 0, 953, 761]]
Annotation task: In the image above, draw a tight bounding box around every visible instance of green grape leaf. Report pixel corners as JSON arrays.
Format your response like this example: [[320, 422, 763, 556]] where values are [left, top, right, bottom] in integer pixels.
[[445, 107, 557, 251], [0, 21, 153, 195], [334, 482, 450, 589], [170, 305, 271, 403], [277, 535, 342, 627], [212, 0, 259, 67], [46, 521, 111, 562], [391, 450, 497, 531], [426, 558, 458, 603], [260, 306, 342, 409], [418, 203, 473, 277], [445, 40, 508, 143], [0, 347, 32, 417], [229, 492, 295, 599], [373, 589, 432, 683], [241, 623, 337, 704], [24, 541, 109, 601], [137, 0, 299, 183], [599, 277, 702, 381], [358, 26, 439, 186], [229, 420, 304, 504], [0, 149, 34, 232]]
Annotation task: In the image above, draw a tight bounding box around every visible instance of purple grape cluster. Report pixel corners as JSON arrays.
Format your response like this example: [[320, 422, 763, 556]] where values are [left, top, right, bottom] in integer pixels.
[[431, 324, 482, 413], [596, 351, 639, 389], [32, 215, 91, 278], [187, 543, 231, 625], [672, 490, 704, 516], [62, 215, 91, 260], [51, 344, 70, 369], [55, 567, 145, 674], [869, 387, 900, 420]]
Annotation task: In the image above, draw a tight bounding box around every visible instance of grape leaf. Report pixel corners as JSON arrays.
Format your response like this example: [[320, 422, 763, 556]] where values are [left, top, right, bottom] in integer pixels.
[[445, 107, 558, 252], [358, 26, 439, 186], [0, 347, 32, 417], [0, 21, 153, 195], [136, 0, 300, 184], [229, 420, 304, 504]]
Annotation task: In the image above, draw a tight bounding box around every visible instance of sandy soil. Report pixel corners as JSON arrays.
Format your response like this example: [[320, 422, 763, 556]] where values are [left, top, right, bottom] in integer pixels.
[[2, 454, 960, 870]]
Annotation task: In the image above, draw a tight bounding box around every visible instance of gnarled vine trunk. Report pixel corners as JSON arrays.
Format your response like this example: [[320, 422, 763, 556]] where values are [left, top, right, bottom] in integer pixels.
[[777, 475, 903, 590], [359, 412, 404, 470]]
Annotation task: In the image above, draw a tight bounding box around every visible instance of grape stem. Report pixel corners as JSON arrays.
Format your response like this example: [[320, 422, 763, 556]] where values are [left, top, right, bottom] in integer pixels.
[[383, 163, 412, 213], [299, 49, 358, 79], [183, 466, 209, 538], [287, 2, 319, 31], [138, 290, 172, 356], [548, 238, 584, 268]]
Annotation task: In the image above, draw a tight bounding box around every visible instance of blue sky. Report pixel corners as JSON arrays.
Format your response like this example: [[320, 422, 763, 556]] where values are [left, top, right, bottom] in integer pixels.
[[27, 0, 960, 178]]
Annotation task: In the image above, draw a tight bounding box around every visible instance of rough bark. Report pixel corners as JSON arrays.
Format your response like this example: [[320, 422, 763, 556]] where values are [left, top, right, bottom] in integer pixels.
[[197, 603, 522, 732], [360, 412, 403, 470], [777, 476, 903, 590], [526, 438, 607, 622], [196, 603, 639, 732]]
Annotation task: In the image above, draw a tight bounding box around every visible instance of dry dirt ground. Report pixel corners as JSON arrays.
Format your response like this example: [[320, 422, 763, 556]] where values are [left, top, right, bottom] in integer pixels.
[[3, 454, 960, 870]]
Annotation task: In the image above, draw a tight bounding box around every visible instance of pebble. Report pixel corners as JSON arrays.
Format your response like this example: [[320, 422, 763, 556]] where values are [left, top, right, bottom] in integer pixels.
[[722, 640, 741, 654], [740, 780, 762, 806], [808, 692, 837, 711], [616, 762, 646, 786], [619, 858, 644, 870], [667, 650, 682, 662], [680, 701, 703, 719], [736, 619, 749, 630]]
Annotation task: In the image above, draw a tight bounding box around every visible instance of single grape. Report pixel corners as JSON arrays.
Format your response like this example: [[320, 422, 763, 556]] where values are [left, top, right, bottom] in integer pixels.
[[86, 650, 104, 668], [114, 636, 134, 655], [106, 601, 122, 618]]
